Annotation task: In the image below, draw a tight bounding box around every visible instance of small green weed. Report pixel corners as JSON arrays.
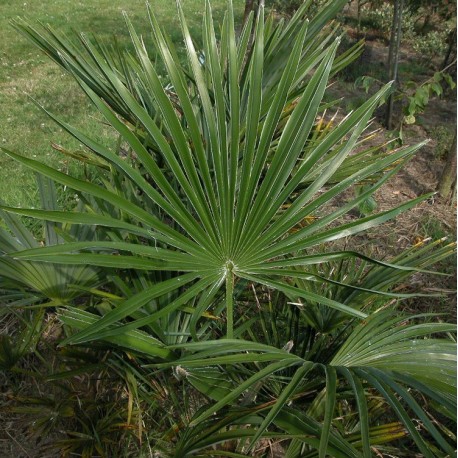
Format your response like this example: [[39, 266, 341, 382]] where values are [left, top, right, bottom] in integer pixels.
[[419, 215, 453, 241]]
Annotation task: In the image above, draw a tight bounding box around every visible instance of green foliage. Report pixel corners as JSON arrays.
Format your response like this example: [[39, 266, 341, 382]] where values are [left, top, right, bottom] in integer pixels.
[[269, 0, 328, 16], [1, 1, 456, 456], [0, 176, 101, 306], [429, 125, 456, 159], [412, 29, 453, 59], [360, 1, 455, 59], [406, 0, 457, 20], [355, 70, 456, 126], [4, 344, 147, 457], [404, 71, 456, 124], [419, 215, 452, 240], [356, 184, 378, 216], [0, 309, 44, 370], [0, 0, 241, 212], [361, 2, 417, 39]]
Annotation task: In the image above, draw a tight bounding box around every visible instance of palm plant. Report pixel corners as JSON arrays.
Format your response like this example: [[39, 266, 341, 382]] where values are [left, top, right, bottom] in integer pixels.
[[0, 176, 101, 374], [0, 176, 100, 307], [1, 0, 456, 455]]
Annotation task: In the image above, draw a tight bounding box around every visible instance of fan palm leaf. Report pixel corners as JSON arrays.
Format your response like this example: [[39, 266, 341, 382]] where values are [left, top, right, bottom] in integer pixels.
[[155, 310, 455, 456], [2, 1, 431, 346], [0, 178, 100, 304]]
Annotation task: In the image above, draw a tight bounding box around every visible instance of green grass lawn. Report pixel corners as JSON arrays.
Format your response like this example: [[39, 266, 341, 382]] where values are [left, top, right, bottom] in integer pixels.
[[0, 0, 243, 208]]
